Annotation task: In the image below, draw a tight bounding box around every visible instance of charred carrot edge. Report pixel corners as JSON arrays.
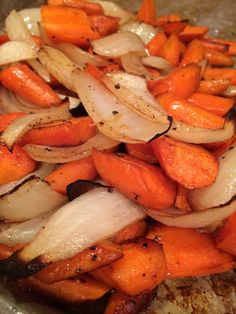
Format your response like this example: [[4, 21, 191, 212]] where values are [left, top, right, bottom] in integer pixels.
[[155, 14, 181, 27], [0, 112, 27, 133], [180, 39, 205, 66], [89, 15, 119, 37], [146, 31, 167, 56], [205, 48, 234, 66], [197, 79, 231, 95], [147, 224, 234, 278], [125, 143, 157, 164], [179, 25, 209, 42], [151, 136, 219, 189], [203, 67, 236, 85], [47, 0, 104, 15], [159, 33, 181, 67], [162, 20, 188, 36], [174, 184, 192, 212], [113, 220, 147, 244], [0, 64, 61, 108], [216, 212, 236, 256], [137, 0, 156, 25]]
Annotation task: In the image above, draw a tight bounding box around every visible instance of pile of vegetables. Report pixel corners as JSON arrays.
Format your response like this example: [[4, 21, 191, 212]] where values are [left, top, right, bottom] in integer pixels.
[[0, 0, 235, 312]]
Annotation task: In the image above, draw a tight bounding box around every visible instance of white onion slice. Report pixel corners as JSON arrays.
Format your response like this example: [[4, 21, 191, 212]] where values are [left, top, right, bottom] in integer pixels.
[[19, 8, 41, 36], [57, 94, 81, 110], [20, 186, 145, 262], [120, 21, 157, 44], [142, 56, 172, 70], [0, 177, 67, 222], [73, 70, 171, 142], [188, 144, 236, 210], [0, 210, 55, 247], [1, 103, 71, 149], [27, 59, 51, 84], [55, 42, 111, 70], [145, 198, 236, 228], [0, 41, 36, 65], [121, 52, 149, 76], [91, 31, 146, 57], [24, 132, 120, 163]]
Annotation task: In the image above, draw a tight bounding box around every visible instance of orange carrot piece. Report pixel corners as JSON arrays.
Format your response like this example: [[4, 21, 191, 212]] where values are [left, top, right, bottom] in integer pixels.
[[91, 239, 167, 296], [0, 112, 27, 133], [205, 48, 234, 66], [203, 67, 236, 85], [92, 150, 176, 210], [179, 25, 209, 42], [48, 0, 103, 15], [146, 31, 167, 56], [203, 134, 236, 156], [86, 63, 104, 81], [147, 224, 234, 278], [148, 79, 169, 97], [125, 143, 157, 164], [20, 117, 96, 147], [207, 37, 236, 56], [216, 212, 236, 256], [159, 33, 181, 67], [0, 243, 25, 260], [41, 5, 99, 46], [89, 15, 119, 37], [151, 136, 219, 189], [0, 34, 9, 45], [45, 156, 97, 194], [174, 184, 191, 212], [0, 145, 36, 185], [162, 20, 188, 36], [0, 64, 61, 108], [137, 0, 156, 25], [197, 79, 231, 95], [180, 39, 205, 66], [113, 220, 147, 244], [187, 93, 234, 117], [155, 14, 181, 27], [201, 39, 228, 53], [158, 93, 225, 129]]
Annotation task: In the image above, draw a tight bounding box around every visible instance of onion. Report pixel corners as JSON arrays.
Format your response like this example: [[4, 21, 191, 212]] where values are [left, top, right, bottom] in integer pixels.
[[121, 52, 149, 76], [24, 132, 120, 163], [73, 70, 172, 143], [19, 8, 41, 36], [55, 42, 111, 70], [0, 210, 55, 247], [27, 59, 51, 83], [145, 197, 236, 228], [120, 21, 158, 44], [188, 144, 236, 210], [1, 102, 71, 149], [91, 31, 146, 58], [0, 41, 36, 65], [142, 56, 172, 70], [0, 177, 67, 222], [20, 186, 145, 262], [223, 85, 236, 96]]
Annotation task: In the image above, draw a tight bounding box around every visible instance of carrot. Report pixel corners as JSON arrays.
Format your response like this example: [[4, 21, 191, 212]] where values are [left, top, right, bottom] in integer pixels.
[[201, 39, 229, 53], [174, 184, 192, 212], [113, 220, 147, 244], [91, 238, 167, 296], [211, 134, 236, 156], [206, 37, 236, 56], [205, 48, 234, 66], [41, 5, 99, 46], [0, 112, 27, 133], [197, 79, 231, 95], [36, 240, 122, 283], [146, 31, 167, 56], [125, 143, 157, 164], [203, 67, 236, 85], [0, 64, 61, 108], [151, 136, 219, 189], [0, 145, 36, 185], [47, 0, 104, 15], [179, 25, 209, 42], [19, 117, 96, 147], [92, 150, 176, 210], [162, 20, 188, 36], [158, 93, 225, 129], [89, 15, 119, 37], [147, 79, 169, 97], [0, 34, 9, 45], [45, 156, 97, 194], [19, 275, 110, 303], [155, 14, 181, 27], [137, 0, 156, 25], [147, 224, 234, 278], [0, 243, 24, 261], [159, 33, 181, 67], [86, 63, 104, 81], [180, 39, 205, 66], [216, 212, 236, 256], [187, 93, 234, 117]]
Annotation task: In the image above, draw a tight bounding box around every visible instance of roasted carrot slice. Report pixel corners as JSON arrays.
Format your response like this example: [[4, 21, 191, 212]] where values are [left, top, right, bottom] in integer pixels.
[[216, 212, 236, 256], [0, 34, 9, 45], [205, 48, 234, 66], [0, 64, 61, 108], [159, 33, 181, 67], [92, 150, 176, 210], [151, 136, 219, 189], [174, 184, 191, 212], [125, 143, 157, 164], [0, 145, 36, 185], [162, 20, 188, 36], [0, 113, 27, 133], [48, 0, 103, 15], [147, 224, 234, 278], [206, 37, 236, 56], [41, 5, 99, 46], [187, 93, 234, 117], [137, 0, 156, 25], [146, 31, 167, 56], [45, 156, 97, 194], [155, 14, 181, 27], [179, 25, 208, 42], [201, 39, 228, 53], [91, 238, 166, 296], [210, 134, 236, 156], [0, 244, 24, 261], [20, 117, 96, 146], [113, 220, 147, 244], [180, 39, 205, 66], [197, 79, 231, 95], [89, 15, 119, 37], [203, 67, 236, 85], [36, 240, 122, 283]]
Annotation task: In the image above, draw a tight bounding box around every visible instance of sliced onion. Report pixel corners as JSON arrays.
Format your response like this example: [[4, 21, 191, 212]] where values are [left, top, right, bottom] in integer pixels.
[[188, 144, 236, 210], [27, 59, 51, 83], [223, 85, 236, 96], [0, 163, 55, 197], [55, 42, 111, 70], [0, 210, 55, 247], [24, 132, 120, 163], [91, 31, 146, 58], [121, 52, 149, 76], [57, 94, 81, 110], [20, 186, 145, 262], [1, 102, 71, 149], [145, 197, 236, 228], [19, 8, 41, 36], [0, 177, 67, 222], [73, 70, 171, 143], [142, 56, 172, 70], [0, 41, 36, 65], [120, 21, 158, 44]]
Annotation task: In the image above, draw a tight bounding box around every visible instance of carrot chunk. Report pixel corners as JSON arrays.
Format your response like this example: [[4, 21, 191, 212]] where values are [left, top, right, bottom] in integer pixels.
[[203, 67, 236, 85], [205, 48, 234, 66], [137, 0, 156, 25], [159, 33, 181, 66], [180, 39, 205, 66], [0, 113, 27, 133], [216, 212, 236, 256], [179, 25, 208, 42], [47, 0, 104, 15], [125, 143, 157, 164], [146, 31, 167, 56], [155, 14, 181, 27], [113, 220, 147, 244], [174, 184, 191, 212], [89, 15, 119, 37], [197, 79, 231, 95], [162, 20, 188, 36]]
